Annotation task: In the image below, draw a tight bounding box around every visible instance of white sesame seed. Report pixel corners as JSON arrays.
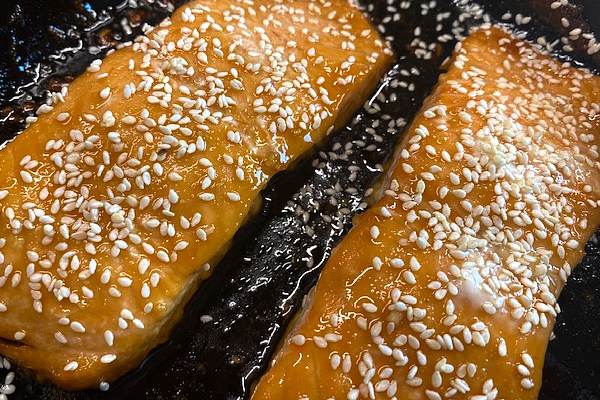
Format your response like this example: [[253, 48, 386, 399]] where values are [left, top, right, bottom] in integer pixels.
[[157, 250, 170, 263], [99, 87, 111, 99], [291, 334, 306, 346], [226, 192, 241, 202], [104, 330, 114, 347], [54, 331, 68, 344], [199, 193, 215, 201], [100, 354, 117, 364], [370, 225, 380, 240], [70, 321, 86, 333], [64, 361, 79, 371], [362, 303, 378, 313], [521, 378, 534, 390]]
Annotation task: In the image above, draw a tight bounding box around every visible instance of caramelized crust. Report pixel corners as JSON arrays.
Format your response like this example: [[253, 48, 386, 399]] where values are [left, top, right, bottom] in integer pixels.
[[0, 0, 391, 390], [252, 27, 600, 400]]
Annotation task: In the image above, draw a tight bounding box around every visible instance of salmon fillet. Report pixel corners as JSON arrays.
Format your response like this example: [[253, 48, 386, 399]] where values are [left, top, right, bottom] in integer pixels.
[[252, 27, 600, 400], [0, 0, 391, 390]]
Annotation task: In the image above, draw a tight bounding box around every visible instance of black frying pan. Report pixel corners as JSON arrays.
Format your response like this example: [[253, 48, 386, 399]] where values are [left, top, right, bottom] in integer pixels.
[[0, 0, 599, 399]]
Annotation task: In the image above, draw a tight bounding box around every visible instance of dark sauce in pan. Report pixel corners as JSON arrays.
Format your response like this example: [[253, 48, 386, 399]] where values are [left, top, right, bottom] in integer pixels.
[[0, 0, 177, 139], [0, 0, 599, 399]]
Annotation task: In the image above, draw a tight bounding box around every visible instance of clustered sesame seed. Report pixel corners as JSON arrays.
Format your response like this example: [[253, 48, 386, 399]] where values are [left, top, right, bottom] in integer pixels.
[[0, 0, 390, 390], [500, 0, 600, 56], [0, 356, 15, 399], [255, 23, 600, 400]]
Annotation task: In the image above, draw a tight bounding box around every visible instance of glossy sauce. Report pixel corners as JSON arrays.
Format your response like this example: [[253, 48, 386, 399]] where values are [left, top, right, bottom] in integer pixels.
[[0, 1, 599, 399]]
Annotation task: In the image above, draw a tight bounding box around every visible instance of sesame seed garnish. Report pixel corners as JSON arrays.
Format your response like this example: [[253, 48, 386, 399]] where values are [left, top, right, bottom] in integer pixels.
[[104, 330, 114, 347], [70, 321, 86, 333], [100, 354, 117, 364], [99, 87, 111, 100], [253, 21, 600, 400], [369, 225, 380, 240], [0, 0, 394, 389], [63, 361, 78, 372]]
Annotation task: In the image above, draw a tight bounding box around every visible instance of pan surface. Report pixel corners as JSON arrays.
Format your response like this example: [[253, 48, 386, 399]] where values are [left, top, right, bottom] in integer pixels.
[[0, 0, 599, 399]]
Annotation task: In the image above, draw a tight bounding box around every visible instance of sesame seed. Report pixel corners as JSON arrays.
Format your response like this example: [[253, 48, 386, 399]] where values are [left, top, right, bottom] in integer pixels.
[[199, 193, 215, 201], [291, 334, 306, 346], [521, 378, 534, 390], [362, 303, 378, 313], [100, 354, 117, 364], [99, 87, 111, 99], [138, 258, 150, 274], [70, 321, 86, 333], [63, 361, 78, 371], [370, 225, 380, 239], [226, 192, 241, 202], [54, 332, 68, 344], [104, 330, 114, 347]]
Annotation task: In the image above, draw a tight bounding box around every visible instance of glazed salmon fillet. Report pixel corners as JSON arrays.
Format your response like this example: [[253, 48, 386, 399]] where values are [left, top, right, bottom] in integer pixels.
[[252, 27, 600, 400], [0, 0, 391, 390]]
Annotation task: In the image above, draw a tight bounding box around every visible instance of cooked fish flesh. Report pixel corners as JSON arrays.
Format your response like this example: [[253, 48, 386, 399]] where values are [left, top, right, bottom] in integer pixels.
[[0, 0, 391, 390], [252, 27, 600, 400]]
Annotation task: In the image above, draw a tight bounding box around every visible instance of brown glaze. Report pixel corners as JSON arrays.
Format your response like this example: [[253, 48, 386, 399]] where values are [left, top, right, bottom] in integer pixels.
[[253, 27, 600, 400], [0, 0, 392, 390]]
